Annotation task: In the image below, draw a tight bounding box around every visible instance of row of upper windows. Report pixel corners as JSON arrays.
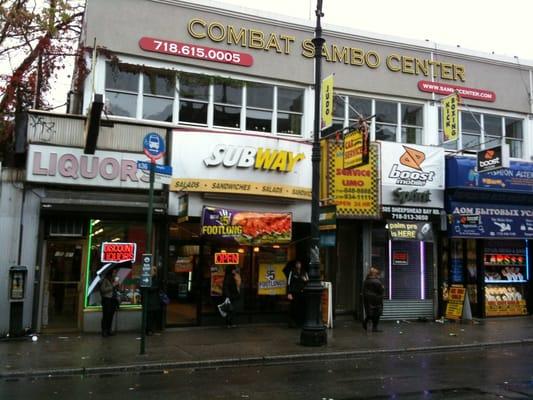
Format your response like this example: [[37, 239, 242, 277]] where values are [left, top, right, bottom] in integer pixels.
[[327, 95, 524, 158], [104, 63, 304, 135], [103, 63, 526, 158]]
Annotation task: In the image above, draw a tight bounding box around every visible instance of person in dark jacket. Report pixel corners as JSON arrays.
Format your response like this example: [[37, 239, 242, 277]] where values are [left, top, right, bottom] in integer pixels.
[[100, 271, 119, 337], [362, 267, 384, 332], [221, 265, 241, 327], [287, 260, 308, 328]]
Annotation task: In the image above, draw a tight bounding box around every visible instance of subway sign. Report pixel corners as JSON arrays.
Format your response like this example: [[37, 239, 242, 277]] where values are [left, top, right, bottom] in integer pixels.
[[101, 242, 137, 263], [214, 252, 240, 265]]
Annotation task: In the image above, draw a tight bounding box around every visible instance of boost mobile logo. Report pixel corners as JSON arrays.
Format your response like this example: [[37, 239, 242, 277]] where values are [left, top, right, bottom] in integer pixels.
[[388, 146, 435, 186]]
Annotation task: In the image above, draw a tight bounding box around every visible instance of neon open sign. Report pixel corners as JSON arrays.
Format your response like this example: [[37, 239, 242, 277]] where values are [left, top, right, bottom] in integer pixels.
[[214, 252, 240, 265]]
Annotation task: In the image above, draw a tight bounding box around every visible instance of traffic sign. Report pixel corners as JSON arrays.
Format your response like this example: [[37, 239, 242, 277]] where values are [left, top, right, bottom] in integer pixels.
[[137, 161, 172, 175], [143, 132, 165, 161]]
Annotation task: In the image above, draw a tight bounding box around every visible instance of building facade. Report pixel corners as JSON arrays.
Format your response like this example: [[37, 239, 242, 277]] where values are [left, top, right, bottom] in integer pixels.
[[2, 0, 532, 333]]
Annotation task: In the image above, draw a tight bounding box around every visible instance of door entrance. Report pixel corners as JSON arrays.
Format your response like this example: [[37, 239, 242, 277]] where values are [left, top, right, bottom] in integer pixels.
[[42, 241, 83, 331]]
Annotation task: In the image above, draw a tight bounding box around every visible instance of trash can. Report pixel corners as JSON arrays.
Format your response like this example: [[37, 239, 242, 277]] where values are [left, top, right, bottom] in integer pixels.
[[9, 266, 27, 337]]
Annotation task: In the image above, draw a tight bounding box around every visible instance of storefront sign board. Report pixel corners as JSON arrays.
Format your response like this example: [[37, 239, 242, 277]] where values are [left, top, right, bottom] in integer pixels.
[[321, 75, 334, 130], [214, 252, 240, 265], [476, 145, 510, 173], [26, 145, 163, 189], [321, 141, 379, 218], [449, 202, 533, 239], [170, 130, 311, 200], [445, 285, 466, 320], [446, 156, 533, 193], [381, 142, 444, 209], [101, 242, 137, 263], [442, 93, 459, 141], [257, 263, 287, 295], [381, 205, 441, 222], [387, 221, 433, 241], [343, 129, 369, 169], [485, 300, 527, 316], [201, 206, 292, 245]]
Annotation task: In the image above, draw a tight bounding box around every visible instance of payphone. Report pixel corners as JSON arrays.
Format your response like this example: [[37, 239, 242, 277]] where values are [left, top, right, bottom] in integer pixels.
[[9, 266, 27, 336]]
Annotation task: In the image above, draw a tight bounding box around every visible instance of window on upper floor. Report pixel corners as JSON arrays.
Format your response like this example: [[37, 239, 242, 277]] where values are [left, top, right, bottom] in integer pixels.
[[103, 63, 305, 136], [439, 109, 524, 158], [178, 73, 209, 125], [325, 95, 424, 144], [105, 63, 139, 118]]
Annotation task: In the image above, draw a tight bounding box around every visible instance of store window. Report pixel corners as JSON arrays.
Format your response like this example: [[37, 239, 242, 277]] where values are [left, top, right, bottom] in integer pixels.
[[105, 63, 139, 117], [461, 112, 482, 151], [277, 87, 304, 135], [84, 219, 147, 309]]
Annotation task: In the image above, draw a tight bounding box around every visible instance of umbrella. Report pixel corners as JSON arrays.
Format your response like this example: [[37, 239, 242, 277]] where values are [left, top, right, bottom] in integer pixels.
[[87, 260, 133, 296]]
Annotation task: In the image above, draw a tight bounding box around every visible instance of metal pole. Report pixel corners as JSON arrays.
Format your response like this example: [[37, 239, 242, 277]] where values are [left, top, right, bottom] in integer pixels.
[[140, 162, 155, 355], [300, 0, 327, 347]]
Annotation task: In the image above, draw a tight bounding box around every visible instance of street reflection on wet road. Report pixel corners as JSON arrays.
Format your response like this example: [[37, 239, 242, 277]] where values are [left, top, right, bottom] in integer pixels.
[[1, 344, 532, 399]]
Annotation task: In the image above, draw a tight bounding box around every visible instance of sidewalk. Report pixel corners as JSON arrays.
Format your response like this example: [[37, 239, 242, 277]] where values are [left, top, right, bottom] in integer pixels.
[[1, 316, 533, 379]]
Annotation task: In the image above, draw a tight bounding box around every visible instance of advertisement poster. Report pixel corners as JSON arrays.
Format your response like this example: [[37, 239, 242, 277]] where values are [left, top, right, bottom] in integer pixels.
[[449, 202, 533, 239], [446, 156, 533, 193], [445, 285, 466, 320], [388, 221, 434, 242], [257, 263, 287, 295], [201, 206, 292, 245], [210, 265, 225, 297], [321, 141, 379, 218]]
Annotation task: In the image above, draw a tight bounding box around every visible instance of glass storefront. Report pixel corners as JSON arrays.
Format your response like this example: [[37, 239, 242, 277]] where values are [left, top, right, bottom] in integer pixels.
[[84, 219, 149, 309], [440, 238, 530, 318], [166, 220, 300, 326]]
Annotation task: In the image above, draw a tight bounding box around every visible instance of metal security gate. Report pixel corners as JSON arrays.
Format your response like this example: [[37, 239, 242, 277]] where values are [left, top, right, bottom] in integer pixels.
[[382, 299, 434, 320]]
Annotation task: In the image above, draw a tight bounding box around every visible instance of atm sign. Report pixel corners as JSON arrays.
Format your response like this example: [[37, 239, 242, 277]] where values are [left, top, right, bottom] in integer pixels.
[[101, 242, 137, 263], [214, 252, 239, 265]]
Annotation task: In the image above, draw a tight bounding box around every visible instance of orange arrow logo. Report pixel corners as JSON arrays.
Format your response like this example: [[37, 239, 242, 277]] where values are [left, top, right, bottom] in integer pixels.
[[399, 146, 425, 171]]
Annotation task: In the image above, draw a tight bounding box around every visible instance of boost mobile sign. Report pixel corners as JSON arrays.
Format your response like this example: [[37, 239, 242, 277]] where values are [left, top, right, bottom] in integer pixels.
[[381, 142, 444, 190]]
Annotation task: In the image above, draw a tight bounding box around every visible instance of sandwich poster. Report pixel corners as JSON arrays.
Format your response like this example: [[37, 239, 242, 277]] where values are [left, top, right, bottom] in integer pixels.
[[201, 206, 292, 245]]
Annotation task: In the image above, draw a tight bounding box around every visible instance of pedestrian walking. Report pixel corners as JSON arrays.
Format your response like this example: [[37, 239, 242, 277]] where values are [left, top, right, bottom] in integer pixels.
[[287, 260, 308, 328], [100, 271, 120, 337], [362, 267, 384, 332], [219, 265, 241, 327]]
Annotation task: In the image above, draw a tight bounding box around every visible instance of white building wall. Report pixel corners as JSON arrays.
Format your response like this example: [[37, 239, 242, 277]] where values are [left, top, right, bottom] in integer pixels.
[[0, 170, 41, 334]]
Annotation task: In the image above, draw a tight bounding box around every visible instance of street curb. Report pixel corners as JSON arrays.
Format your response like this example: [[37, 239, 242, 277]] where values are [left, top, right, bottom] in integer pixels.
[[2, 338, 532, 380]]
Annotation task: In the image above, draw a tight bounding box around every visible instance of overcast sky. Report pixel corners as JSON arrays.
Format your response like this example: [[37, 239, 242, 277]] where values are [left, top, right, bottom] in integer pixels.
[[215, 0, 533, 61]]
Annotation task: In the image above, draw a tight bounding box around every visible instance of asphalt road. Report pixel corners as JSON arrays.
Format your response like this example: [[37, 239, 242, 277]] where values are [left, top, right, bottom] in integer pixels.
[[1, 344, 533, 399]]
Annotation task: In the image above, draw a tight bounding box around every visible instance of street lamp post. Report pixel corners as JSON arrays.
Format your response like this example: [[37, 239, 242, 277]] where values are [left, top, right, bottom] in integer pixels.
[[300, 0, 327, 347]]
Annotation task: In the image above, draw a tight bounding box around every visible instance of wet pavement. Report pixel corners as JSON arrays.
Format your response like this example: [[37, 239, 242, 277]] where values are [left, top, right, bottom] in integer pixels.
[[1, 316, 532, 378]]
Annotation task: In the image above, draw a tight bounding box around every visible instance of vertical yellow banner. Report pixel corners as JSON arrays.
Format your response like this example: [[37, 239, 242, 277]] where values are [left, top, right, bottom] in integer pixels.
[[442, 93, 459, 142], [321, 74, 334, 130]]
